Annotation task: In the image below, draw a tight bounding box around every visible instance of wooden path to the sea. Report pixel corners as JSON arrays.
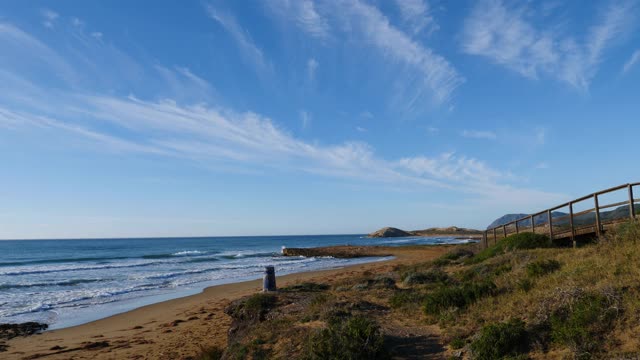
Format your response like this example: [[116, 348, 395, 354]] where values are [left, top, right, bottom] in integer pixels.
[[482, 182, 639, 249]]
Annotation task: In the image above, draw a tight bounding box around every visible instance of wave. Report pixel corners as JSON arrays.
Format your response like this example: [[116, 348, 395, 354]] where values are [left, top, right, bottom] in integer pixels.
[[0, 256, 133, 267], [0, 260, 163, 276], [142, 250, 208, 259], [218, 250, 277, 259], [0, 278, 107, 290]]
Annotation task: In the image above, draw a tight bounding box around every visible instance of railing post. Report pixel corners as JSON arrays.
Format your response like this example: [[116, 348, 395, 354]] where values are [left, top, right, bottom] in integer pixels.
[[569, 202, 576, 248], [530, 215, 535, 234], [547, 210, 554, 240], [515, 220, 519, 234], [483, 231, 487, 249], [594, 194, 602, 238], [503, 225, 507, 239], [493, 228, 497, 245], [629, 184, 636, 220]]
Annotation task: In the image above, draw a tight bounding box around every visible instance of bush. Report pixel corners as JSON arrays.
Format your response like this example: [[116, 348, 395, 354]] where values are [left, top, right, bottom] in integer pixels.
[[526, 259, 561, 278], [470, 233, 552, 264], [403, 269, 450, 286], [234, 293, 277, 321], [450, 338, 465, 349], [389, 289, 427, 309], [550, 293, 617, 354], [423, 281, 496, 315], [306, 315, 387, 360], [281, 282, 330, 292], [470, 318, 528, 360], [516, 278, 534, 293]]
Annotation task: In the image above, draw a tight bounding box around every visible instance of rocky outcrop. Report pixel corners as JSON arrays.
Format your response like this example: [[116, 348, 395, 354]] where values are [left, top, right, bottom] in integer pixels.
[[367, 227, 412, 238], [283, 246, 392, 258], [0, 322, 48, 340]]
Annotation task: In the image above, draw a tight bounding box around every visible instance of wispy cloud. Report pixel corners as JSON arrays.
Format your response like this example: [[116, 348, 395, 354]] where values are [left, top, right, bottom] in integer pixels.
[[0, 22, 564, 210], [300, 110, 311, 129], [2, 85, 563, 207], [623, 49, 640, 73], [307, 58, 319, 82], [334, 0, 463, 105], [461, 0, 637, 90], [41, 9, 59, 28], [461, 130, 497, 140], [267, 0, 330, 39], [154, 65, 216, 102], [204, 4, 270, 73], [394, 0, 438, 36]]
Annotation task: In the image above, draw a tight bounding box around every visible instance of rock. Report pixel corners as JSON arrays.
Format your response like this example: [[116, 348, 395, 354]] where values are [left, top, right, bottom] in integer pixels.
[[367, 227, 412, 238], [0, 322, 48, 340]]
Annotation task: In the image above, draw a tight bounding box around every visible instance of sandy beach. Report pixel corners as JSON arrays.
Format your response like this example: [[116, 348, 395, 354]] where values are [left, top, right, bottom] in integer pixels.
[[3, 245, 451, 360]]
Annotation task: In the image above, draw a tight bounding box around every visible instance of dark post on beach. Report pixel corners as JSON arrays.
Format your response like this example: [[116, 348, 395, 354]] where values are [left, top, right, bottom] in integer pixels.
[[263, 266, 276, 292]]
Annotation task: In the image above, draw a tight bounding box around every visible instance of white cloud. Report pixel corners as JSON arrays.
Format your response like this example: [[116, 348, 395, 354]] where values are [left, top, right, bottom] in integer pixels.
[[461, 0, 637, 90], [90, 32, 103, 40], [394, 0, 438, 36], [154, 66, 215, 102], [623, 49, 640, 73], [0, 22, 77, 84], [356, 126, 367, 132], [71, 17, 84, 27], [334, 0, 463, 105], [300, 110, 311, 129], [205, 4, 270, 73], [267, 0, 330, 39], [307, 58, 318, 81], [0, 22, 564, 210], [41, 9, 59, 28], [461, 130, 497, 140], [535, 162, 549, 169]]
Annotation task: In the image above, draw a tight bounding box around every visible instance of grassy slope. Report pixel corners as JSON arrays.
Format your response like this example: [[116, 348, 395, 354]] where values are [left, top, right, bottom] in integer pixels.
[[200, 221, 640, 360]]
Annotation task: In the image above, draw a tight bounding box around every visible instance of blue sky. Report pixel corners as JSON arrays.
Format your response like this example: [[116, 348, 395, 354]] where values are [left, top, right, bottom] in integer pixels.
[[1, 0, 639, 239]]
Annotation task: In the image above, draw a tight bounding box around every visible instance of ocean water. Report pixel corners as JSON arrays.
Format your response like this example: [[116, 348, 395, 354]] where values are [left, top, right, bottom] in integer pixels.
[[0, 234, 474, 329]]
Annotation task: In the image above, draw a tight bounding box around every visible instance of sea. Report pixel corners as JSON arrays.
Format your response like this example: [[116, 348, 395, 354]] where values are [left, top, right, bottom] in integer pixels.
[[0, 234, 475, 329]]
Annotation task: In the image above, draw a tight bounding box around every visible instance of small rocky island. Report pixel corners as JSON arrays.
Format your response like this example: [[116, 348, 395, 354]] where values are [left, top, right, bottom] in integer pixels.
[[367, 226, 482, 238]]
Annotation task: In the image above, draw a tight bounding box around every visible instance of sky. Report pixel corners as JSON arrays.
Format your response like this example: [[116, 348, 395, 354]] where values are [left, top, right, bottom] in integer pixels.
[[0, 0, 639, 239]]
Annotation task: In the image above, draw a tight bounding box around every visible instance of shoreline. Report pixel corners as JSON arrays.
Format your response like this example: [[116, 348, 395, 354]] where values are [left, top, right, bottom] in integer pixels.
[[3, 244, 453, 360]]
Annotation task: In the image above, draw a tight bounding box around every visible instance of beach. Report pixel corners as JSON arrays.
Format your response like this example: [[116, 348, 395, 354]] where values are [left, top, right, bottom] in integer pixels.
[[3, 245, 450, 360]]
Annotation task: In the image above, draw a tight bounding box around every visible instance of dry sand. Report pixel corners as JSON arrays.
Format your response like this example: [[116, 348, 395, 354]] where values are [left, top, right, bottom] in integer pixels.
[[4, 245, 451, 360]]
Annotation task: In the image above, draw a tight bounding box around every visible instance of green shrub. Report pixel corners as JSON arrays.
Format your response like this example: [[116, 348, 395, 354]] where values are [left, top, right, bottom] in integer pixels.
[[281, 282, 330, 292], [441, 248, 475, 261], [550, 294, 617, 354], [516, 278, 534, 293], [306, 315, 387, 360], [470, 233, 552, 264], [526, 259, 561, 278], [403, 269, 450, 286], [238, 293, 277, 321], [450, 337, 465, 349], [389, 289, 427, 308], [423, 281, 496, 315], [470, 318, 528, 360]]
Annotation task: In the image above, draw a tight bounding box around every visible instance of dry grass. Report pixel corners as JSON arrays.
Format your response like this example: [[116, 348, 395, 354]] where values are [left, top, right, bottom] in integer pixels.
[[211, 223, 640, 359]]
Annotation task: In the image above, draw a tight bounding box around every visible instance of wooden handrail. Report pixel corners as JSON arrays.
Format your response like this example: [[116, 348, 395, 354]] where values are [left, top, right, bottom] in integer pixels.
[[484, 182, 639, 248]]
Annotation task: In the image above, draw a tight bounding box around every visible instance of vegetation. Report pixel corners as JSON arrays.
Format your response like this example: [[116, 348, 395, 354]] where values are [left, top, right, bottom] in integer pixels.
[[211, 221, 640, 359], [306, 315, 387, 360], [469, 318, 528, 360]]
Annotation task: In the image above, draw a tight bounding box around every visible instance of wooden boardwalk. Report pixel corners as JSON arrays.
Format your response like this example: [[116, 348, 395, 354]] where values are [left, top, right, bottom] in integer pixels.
[[482, 182, 639, 249]]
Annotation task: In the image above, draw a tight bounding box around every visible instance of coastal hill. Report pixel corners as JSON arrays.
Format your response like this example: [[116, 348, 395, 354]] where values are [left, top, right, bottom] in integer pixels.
[[368, 226, 482, 238], [487, 204, 640, 230]]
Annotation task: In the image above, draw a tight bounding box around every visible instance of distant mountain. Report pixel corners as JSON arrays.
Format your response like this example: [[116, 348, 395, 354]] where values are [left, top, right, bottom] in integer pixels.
[[487, 212, 567, 229], [488, 204, 640, 230]]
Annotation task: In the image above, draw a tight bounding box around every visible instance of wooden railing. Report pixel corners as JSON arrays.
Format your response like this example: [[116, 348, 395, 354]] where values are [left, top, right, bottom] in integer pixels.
[[482, 182, 640, 249]]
